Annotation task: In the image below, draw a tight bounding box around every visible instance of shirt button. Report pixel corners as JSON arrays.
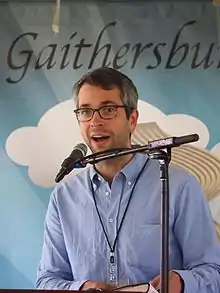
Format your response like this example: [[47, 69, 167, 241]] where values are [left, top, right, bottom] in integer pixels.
[[110, 266, 115, 272], [93, 184, 97, 189], [98, 176, 102, 181], [105, 191, 110, 196], [128, 181, 132, 186], [109, 218, 114, 223]]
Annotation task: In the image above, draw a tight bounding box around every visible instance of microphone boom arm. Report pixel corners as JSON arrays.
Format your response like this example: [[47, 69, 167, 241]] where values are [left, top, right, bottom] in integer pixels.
[[81, 133, 199, 166]]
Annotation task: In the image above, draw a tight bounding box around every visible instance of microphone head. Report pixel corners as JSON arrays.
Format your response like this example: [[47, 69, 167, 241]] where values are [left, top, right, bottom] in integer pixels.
[[72, 143, 88, 157], [61, 143, 87, 168], [55, 143, 88, 183]]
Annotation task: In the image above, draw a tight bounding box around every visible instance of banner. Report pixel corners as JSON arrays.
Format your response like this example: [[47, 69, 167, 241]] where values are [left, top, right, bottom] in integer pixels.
[[0, 1, 220, 288]]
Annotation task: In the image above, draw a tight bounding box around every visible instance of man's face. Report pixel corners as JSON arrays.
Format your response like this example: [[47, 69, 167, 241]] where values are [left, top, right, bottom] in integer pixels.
[[77, 84, 138, 153]]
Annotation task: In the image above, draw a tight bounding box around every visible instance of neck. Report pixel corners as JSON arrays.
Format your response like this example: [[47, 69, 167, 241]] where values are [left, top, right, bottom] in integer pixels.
[[95, 154, 134, 183]]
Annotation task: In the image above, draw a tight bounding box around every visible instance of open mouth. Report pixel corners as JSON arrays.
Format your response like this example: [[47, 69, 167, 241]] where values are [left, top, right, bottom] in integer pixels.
[[91, 135, 110, 142]]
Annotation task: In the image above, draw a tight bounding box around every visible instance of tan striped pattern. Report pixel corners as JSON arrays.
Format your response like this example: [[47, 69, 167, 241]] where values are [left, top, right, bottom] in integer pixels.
[[132, 122, 220, 238]]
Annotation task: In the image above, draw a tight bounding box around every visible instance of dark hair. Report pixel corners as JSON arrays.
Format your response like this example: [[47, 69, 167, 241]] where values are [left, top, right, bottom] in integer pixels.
[[72, 67, 138, 118]]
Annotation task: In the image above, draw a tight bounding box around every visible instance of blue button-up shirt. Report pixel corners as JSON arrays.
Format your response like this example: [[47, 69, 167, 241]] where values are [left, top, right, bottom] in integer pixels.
[[36, 153, 220, 293]]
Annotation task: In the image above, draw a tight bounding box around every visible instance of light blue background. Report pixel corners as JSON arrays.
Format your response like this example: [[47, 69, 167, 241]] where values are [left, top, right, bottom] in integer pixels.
[[0, 1, 219, 288]]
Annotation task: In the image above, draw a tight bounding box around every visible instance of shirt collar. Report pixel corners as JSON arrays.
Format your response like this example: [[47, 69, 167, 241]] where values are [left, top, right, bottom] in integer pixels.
[[89, 153, 149, 186]]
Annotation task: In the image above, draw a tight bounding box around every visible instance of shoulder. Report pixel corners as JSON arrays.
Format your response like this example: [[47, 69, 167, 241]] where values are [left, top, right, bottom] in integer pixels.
[[167, 163, 207, 210], [50, 167, 91, 204], [170, 163, 203, 190], [146, 157, 201, 188], [45, 167, 92, 221], [146, 157, 204, 201], [169, 163, 201, 189]]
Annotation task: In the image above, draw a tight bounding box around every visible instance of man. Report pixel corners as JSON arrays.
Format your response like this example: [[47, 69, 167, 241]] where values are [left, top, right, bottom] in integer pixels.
[[36, 67, 220, 293]]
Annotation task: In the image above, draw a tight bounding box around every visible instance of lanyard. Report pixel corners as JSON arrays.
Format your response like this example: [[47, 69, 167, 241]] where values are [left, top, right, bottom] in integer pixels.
[[90, 158, 149, 265]]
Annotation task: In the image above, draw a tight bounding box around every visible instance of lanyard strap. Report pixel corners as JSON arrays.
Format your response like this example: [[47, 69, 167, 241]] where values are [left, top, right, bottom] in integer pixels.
[[90, 158, 149, 264]]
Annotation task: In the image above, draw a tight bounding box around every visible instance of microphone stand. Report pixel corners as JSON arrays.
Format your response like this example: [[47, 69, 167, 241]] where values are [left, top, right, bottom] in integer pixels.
[[149, 149, 171, 293]]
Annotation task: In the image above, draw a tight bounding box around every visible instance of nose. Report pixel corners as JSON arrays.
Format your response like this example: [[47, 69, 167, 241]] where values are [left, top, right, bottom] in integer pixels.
[[90, 110, 104, 127]]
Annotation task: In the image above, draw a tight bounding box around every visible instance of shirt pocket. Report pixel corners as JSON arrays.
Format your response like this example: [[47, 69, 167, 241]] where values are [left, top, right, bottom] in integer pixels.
[[121, 223, 161, 272]]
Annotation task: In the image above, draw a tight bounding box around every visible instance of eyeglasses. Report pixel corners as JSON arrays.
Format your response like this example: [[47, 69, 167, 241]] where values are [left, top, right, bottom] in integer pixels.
[[74, 105, 128, 122]]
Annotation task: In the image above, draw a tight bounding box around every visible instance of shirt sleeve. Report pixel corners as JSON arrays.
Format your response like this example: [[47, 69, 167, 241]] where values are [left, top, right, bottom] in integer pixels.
[[173, 173, 220, 293], [36, 189, 87, 290]]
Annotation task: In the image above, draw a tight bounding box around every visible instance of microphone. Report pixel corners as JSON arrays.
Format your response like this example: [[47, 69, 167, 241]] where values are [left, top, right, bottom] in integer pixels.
[[55, 143, 87, 183], [148, 133, 199, 150]]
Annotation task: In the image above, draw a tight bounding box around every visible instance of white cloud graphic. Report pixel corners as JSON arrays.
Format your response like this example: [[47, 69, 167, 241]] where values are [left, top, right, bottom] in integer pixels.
[[137, 102, 209, 148], [5, 98, 210, 188], [5, 99, 85, 188]]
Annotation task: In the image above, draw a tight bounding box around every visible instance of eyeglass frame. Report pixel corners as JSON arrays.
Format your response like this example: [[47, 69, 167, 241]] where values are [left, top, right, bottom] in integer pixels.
[[73, 104, 132, 122]]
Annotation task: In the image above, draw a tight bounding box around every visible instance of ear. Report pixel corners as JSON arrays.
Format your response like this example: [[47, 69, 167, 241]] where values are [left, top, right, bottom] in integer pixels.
[[129, 109, 139, 134]]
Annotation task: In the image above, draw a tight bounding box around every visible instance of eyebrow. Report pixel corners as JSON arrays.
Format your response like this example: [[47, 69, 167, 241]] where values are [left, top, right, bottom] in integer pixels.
[[79, 100, 118, 108]]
